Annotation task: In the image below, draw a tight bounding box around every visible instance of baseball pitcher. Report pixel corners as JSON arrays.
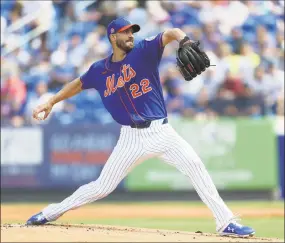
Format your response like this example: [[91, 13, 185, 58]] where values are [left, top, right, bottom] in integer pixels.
[[27, 17, 255, 237]]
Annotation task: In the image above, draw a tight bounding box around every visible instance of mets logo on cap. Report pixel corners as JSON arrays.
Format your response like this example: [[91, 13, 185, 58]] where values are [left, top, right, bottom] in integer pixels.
[[111, 28, 115, 33]]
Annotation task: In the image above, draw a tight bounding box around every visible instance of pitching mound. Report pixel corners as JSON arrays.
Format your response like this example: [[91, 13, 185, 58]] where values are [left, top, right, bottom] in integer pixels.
[[1, 224, 283, 242]]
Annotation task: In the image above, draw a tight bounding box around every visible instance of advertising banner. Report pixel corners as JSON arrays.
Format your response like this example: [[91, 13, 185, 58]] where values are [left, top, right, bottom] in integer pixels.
[[1, 127, 44, 188], [42, 123, 122, 188], [126, 118, 278, 191], [1, 124, 124, 189], [1, 118, 279, 193]]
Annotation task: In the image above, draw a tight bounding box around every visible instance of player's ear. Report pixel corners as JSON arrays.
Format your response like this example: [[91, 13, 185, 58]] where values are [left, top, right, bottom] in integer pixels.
[[110, 34, 116, 43]]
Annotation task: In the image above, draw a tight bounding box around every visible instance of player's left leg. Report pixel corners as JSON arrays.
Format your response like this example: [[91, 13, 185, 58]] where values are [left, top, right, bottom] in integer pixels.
[[26, 125, 148, 225], [159, 125, 255, 237]]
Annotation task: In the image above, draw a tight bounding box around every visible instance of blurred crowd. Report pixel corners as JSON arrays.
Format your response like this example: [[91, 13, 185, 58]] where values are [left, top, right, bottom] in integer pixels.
[[1, 0, 284, 127]]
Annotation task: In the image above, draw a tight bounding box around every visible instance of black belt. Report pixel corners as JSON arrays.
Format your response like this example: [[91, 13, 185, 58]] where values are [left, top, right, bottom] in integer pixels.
[[130, 118, 168, 129]]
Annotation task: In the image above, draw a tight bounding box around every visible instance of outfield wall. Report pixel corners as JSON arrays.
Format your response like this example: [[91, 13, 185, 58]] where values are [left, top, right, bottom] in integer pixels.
[[1, 117, 284, 200]]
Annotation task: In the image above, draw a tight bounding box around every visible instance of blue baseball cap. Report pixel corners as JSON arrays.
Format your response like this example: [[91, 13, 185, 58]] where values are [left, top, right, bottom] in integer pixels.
[[107, 17, 140, 40]]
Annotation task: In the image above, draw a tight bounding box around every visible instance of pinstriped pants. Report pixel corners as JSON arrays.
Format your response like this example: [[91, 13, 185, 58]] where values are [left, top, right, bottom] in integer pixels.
[[42, 119, 234, 231]]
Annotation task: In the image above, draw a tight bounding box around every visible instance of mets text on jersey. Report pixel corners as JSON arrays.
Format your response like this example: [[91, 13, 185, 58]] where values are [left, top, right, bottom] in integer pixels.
[[104, 64, 152, 99]]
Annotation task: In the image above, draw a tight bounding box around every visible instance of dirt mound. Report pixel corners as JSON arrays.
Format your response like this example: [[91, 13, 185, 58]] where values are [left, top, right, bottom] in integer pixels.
[[1, 224, 283, 242]]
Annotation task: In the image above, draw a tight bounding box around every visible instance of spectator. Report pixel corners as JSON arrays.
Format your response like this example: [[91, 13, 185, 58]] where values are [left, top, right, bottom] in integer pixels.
[[223, 41, 254, 88], [263, 62, 285, 114], [245, 65, 273, 116], [255, 25, 276, 50], [240, 42, 260, 68], [52, 0, 70, 22], [258, 42, 275, 68], [189, 26, 203, 41], [50, 40, 68, 67], [164, 76, 196, 118], [275, 30, 284, 70], [277, 94, 284, 116], [145, 1, 170, 24], [215, 1, 249, 35], [240, 42, 260, 81], [84, 31, 109, 60], [67, 33, 88, 68], [50, 61, 76, 90], [29, 55, 52, 82], [96, 1, 117, 28], [227, 27, 244, 55], [1, 68, 27, 120], [25, 81, 65, 124], [213, 43, 255, 116], [196, 66, 222, 104], [202, 22, 222, 51], [213, 42, 231, 84]]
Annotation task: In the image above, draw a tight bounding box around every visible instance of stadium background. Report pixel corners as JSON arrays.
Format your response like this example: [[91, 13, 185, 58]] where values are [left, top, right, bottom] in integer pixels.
[[1, 0, 284, 241]]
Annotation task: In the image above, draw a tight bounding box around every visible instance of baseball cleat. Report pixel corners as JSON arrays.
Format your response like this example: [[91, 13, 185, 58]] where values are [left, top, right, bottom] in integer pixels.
[[26, 212, 48, 225], [219, 222, 255, 237]]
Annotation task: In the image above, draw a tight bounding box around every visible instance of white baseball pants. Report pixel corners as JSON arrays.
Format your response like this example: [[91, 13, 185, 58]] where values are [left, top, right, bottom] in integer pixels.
[[42, 118, 234, 231]]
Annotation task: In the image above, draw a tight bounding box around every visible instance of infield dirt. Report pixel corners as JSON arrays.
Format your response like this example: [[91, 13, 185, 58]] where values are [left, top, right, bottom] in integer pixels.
[[2, 223, 284, 242]]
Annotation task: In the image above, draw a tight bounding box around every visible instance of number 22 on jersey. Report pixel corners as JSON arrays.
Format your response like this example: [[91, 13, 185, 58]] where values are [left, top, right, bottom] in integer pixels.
[[104, 64, 153, 99], [129, 79, 152, 98]]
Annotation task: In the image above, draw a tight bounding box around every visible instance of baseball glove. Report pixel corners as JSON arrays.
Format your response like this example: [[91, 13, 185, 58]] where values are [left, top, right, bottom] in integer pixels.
[[176, 36, 211, 81]]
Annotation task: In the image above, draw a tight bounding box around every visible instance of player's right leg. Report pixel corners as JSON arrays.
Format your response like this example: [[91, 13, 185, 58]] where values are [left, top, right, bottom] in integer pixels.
[[26, 126, 146, 225], [159, 125, 255, 237]]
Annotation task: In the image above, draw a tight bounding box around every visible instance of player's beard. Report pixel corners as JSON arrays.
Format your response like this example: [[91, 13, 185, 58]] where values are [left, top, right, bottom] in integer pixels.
[[116, 38, 134, 53]]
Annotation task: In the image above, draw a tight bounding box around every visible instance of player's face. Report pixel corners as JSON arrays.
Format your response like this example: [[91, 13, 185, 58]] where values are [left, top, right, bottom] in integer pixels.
[[115, 28, 134, 53]]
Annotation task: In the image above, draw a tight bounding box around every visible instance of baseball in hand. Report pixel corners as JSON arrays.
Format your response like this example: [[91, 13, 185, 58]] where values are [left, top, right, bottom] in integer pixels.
[[37, 111, 46, 120]]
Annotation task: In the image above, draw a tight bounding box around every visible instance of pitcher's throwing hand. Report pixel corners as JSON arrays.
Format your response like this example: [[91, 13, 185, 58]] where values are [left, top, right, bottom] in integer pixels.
[[33, 102, 53, 121]]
